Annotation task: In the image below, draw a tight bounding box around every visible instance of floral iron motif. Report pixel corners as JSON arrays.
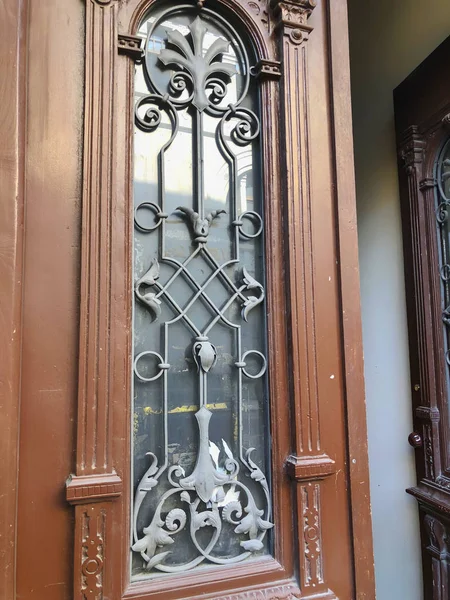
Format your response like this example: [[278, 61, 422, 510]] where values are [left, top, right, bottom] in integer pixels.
[[159, 17, 237, 112], [132, 8, 271, 575], [176, 206, 226, 243]]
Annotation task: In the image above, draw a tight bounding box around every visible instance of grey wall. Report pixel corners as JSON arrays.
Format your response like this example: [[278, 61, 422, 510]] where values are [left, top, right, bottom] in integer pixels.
[[348, 1, 450, 598]]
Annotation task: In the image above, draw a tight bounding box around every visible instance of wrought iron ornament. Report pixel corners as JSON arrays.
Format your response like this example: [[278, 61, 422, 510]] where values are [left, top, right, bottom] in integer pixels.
[[436, 140, 450, 379], [131, 4, 272, 576]]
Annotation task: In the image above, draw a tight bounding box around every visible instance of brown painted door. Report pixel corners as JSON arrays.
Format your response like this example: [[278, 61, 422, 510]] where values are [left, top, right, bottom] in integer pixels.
[[1, 1, 374, 599], [395, 35, 450, 600]]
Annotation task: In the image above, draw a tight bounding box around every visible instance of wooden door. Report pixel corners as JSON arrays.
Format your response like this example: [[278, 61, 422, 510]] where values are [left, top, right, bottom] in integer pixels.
[[395, 35, 450, 600], [0, 1, 374, 599]]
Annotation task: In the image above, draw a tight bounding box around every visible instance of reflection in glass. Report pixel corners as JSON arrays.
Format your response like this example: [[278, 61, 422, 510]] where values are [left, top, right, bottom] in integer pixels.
[[131, 4, 272, 579]]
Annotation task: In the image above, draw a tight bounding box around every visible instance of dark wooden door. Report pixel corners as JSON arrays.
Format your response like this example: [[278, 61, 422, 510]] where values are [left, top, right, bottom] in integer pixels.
[[0, 1, 374, 599], [395, 35, 450, 600]]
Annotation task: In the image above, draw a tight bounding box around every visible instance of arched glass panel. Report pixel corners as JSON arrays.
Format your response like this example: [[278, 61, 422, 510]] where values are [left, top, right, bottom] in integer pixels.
[[131, 3, 273, 579]]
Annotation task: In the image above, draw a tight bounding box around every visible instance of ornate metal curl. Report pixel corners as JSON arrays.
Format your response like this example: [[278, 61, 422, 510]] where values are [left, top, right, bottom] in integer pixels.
[[132, 6, 272, 575]]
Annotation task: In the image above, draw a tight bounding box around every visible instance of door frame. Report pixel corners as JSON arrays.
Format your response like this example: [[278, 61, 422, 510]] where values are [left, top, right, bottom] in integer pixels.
[[395, 34, 450, 600], [0, 1, 375, 598]]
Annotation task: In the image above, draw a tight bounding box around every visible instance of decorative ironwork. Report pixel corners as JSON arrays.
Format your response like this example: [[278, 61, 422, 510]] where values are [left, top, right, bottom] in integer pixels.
[[436, 140, 450, 387], [131, 4, 272, 576]]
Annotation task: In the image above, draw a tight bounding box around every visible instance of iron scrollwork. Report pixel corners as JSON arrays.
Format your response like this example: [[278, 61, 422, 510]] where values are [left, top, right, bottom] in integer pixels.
[[436, 140, 450, 376], [131, 4, 272, 575]]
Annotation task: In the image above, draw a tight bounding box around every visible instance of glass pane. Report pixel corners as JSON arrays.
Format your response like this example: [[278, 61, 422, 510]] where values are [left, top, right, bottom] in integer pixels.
[[131, 4, 272, 579], [436, 139, 450, 405]]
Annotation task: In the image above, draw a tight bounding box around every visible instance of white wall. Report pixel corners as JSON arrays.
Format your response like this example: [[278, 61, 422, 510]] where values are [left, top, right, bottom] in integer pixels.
[[348, 2, 450, 598]]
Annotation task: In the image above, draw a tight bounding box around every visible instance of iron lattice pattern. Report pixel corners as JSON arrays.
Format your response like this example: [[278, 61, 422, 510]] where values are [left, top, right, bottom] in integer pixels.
[[131, 5, 273, 576]]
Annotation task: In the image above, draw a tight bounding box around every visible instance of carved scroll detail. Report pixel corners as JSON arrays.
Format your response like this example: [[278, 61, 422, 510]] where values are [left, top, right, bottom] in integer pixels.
[[424, 515, 450, 599], [214, 583, 301, 599], [246, 0, 270, 32], [81, 506, 106, 600], [214, 580, 337, 600], [301, 483, 323, 587]]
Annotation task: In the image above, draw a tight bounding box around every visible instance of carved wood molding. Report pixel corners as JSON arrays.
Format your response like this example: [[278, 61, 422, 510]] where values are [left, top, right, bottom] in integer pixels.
[[398, 121, 447, 488], [285, 454, 336, 481], [419, 177, 437, 190], [76, 0, 118, 483], [416, 406, 441, 423], [78, 505, 107, 600], [271, 0, 319, 476], [118, 33, 143, 60], [212, 583, 302, 600], [66, 473, 123, 505], [270, 0, 316, 42], [245, 0, 270, 33], [254, 58, 282, 80], [211, 580, 337, 600], [399, 125, 426, 169], [71, 0, 120, 598], [424, 514, 450, 599], [268, 3, 337, 597], [300, 483, 323, 588], [399, 126, 442, 483]]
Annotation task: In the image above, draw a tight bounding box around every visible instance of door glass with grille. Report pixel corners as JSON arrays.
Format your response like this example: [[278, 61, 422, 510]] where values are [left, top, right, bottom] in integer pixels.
[[131, 4, 273, 578]]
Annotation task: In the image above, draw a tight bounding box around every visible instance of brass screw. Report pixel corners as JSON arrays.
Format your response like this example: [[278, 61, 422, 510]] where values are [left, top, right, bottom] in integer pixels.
[[414, 384, 420, 392]]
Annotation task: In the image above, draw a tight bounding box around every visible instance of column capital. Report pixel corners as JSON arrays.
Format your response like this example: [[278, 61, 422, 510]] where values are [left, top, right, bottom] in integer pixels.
[[399, 125, 426, 169], [270, 0, 316, 42]]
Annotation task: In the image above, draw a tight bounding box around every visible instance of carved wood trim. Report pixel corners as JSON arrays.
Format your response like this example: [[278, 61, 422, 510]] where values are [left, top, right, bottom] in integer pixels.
[[78, 504, 107, 600], [397, 124, 443, 483], [118, 33, 143, 60], [285, 454, 336, 481], [425, 514, 450, 598], [66, 473, 123, 505], [254, 58, 282, 80], [210, 580, 337, 600], [245, 0, 271, 33], [269, 2, 340, 597], [270, 0, 322, 478], [70, 0, 121, 598], [75, 0, 119, 479], [68, 0, 375, 597], [395, 36, 450, 600]]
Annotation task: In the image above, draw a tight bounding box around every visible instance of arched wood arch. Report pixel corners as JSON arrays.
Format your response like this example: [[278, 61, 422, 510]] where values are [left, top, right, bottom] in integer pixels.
[[126, 0, 276, 63]]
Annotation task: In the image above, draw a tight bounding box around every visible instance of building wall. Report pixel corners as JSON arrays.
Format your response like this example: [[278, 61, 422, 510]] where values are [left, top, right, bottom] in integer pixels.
[[348, 1, 450, 598]]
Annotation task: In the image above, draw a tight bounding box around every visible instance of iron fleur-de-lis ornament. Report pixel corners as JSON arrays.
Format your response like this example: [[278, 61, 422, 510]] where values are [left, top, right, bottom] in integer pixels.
[[159, 16, 237, 112], [176, 206, 226, 243]]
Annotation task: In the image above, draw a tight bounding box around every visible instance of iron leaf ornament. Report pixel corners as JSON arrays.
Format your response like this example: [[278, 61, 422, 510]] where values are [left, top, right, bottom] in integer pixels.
[[159, 17, 237, 112], [132, 6, 272, 575]]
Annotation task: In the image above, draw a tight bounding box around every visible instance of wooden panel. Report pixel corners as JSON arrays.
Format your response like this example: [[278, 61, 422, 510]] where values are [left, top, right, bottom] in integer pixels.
[[15, 1, 85, 598], [327, 1, 375, 596], [0, 1, 27, 597]]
